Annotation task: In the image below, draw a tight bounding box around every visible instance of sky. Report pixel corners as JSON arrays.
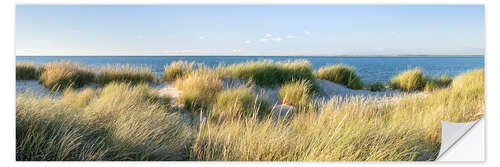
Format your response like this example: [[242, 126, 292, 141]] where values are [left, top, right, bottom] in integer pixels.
[[16, 5, 485, 56]]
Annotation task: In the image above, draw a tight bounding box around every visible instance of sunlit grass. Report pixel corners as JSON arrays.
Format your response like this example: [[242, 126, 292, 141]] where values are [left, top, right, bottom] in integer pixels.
[[16, 83, 193, 160], [97, 64, 155, 85], [176, 67, 223, 112], [316, 64, 363, 89], [163, 61, 196, 81], [191, 69, 483, 161], [210, 86, 270, 121], [38, 60, 95, 89], [16, 59, 484, 161], [389, 68, 426, 92], [279, 79, 314, 107]]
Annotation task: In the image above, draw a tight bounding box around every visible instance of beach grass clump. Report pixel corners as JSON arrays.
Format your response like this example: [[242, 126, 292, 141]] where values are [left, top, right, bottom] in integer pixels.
[[86, 82, 193, 160], [424, 75, 453, 92], [16, 62, 38, 80], [225, 60, 315, 86], [97, 64, 155, 85], [365, 82, 385, 92], [60, 87, 97, 108], [16, 93, 108, 160], [39, 60, 96, 89], [16, 82, 194, 160], [389, 68, 426, 92], [176, 69, 223, 112], [163, 61, 196, 81], [211, 86, 270, 120], [316, 64, 363, 89], [279, 80, 314, 107]]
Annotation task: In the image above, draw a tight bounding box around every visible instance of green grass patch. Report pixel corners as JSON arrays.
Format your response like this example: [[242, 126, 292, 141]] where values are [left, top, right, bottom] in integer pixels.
[[365, 82, 385, 92], [424, 75, 453, 92], [16, 62, 38, 80], [316, 64, 363, 89], [97, 64, 155, 85], [225, 60, 315, 86]]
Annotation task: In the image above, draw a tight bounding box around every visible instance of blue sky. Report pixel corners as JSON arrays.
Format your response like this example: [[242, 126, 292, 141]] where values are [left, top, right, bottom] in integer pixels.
[[16, 5, 484, 56]]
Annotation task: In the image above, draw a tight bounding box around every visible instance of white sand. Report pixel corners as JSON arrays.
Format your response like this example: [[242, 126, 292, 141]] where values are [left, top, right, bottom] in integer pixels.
[[16, 80, 49, 96], [314, 79, 403, 100]]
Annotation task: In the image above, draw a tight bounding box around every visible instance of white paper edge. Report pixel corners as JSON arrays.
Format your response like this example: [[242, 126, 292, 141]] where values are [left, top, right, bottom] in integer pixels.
[[436, 118, 484, 161]]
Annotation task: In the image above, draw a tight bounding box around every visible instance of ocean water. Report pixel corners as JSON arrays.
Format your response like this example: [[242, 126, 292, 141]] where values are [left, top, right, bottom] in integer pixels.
[[16, 56, 484, 83]]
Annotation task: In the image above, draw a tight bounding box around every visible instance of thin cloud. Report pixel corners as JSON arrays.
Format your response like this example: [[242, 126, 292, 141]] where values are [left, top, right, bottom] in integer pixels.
[[304, 31, 311, 35], [286, 35, 296, 39], [265, 34, 273, 37], [272, 38, 282, 42], [245, 40, 252, 44], [260, 38, 269, 42], [199, 36, 206, 40]]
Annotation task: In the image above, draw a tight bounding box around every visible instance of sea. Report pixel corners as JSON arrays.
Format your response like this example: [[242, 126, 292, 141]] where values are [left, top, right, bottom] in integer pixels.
[[16, 56, 484, 83]]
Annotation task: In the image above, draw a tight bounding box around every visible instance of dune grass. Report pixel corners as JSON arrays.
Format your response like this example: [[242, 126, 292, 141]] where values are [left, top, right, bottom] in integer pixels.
[[190, 69, 483, 161], [424, 75, 453, 92], [210, 86, 270, 121], [176, 68, 223, 112], [389, 68, 426, 92], [279, 80, 314, 107], [316, 64, 363, 89], [16, 62, 38, 80], [365, 82, 385, 92], [60, 88, 96, 108], [163, 61, 196, 81], [16, 59, 484, 161], [225, 60, 315, 86], [16, 82, 193, 160], [97, 64, 155, 85], [38, 60, 96, 89], [389, 68, 454, 92]]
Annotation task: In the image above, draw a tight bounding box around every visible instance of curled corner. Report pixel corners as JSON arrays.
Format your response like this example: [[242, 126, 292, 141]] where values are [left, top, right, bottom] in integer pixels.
[[437, 118, 482, 160]]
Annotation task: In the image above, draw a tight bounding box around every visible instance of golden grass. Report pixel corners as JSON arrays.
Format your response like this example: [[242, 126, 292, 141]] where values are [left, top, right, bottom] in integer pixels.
[[191, 69, 484, 161], [163, 61, 196, 81], [16, 59, 484, 161], [16, 83, 193, 160], [389, 68, 426, 92], [175, 68, 223, 112], [210, 86, 270, 121], [16, 62, 38, 80], [60, 88, 96, 108], [279, 80, 314, 107], [97, 64, 155, 85], [38, 60, 96, 89], [316, 64, 363, 89]]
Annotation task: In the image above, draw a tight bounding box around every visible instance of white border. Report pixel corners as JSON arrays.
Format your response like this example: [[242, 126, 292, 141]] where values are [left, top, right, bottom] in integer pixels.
[[2, 0, 497, 166]]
